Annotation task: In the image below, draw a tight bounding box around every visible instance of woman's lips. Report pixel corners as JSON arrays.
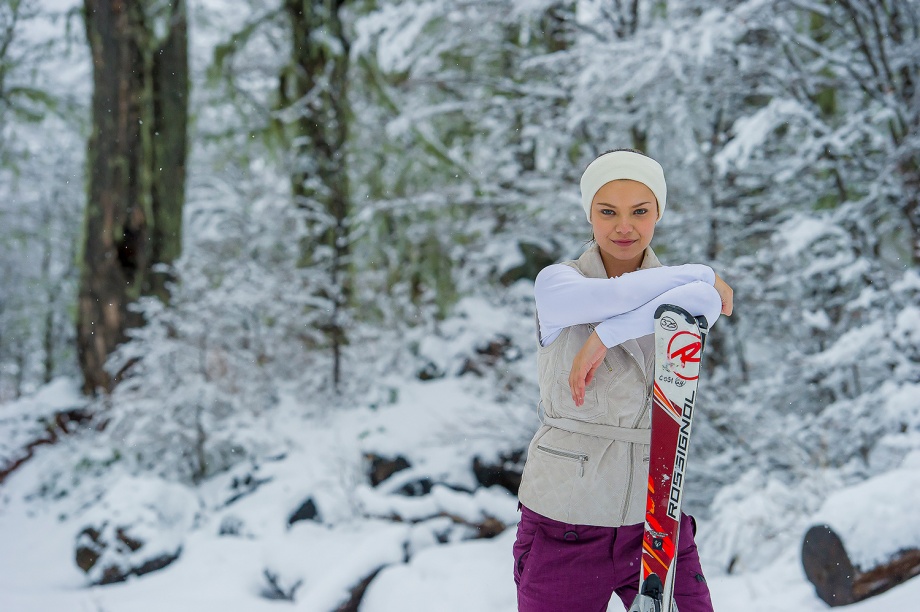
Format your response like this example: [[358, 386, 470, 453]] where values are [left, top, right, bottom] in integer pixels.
[[612, 239, 637, 247]]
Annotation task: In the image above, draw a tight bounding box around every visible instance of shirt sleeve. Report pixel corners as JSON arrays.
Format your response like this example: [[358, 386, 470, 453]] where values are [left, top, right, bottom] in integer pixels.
[[593, 281, 722, 348], [535, 263, 715, 346]]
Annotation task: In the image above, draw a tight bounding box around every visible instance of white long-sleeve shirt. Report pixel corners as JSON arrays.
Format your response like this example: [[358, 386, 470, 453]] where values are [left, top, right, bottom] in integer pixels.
[[534, 263, 721, 347]]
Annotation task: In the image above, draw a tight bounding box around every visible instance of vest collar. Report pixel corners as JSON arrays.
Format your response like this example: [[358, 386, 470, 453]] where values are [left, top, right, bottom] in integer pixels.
[[576, 243, 661, 279]]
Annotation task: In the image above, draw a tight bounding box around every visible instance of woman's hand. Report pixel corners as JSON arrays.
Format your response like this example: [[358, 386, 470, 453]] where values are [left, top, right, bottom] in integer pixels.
[[714, 273, 734, 316], [569, 331, 607, 407]]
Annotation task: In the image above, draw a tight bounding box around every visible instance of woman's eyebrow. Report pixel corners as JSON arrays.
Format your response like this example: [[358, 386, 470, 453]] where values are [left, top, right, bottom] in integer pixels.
[[593, 201, 653, 207]]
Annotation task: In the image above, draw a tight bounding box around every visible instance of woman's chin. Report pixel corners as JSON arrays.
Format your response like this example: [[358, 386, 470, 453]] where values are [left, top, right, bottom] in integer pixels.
[[601, 243, 644, 262]]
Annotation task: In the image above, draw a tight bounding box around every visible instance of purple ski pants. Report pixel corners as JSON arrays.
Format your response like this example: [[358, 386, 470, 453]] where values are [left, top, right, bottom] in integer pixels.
[[513, 505, 714, 612]]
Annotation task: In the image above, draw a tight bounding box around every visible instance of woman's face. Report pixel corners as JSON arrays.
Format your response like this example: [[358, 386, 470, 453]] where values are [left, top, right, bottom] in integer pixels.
[[590, 179, 658, 271]]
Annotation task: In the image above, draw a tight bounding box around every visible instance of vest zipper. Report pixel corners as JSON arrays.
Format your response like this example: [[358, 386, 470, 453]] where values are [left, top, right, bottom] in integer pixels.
[[622, 375, 653, 523], [619, 448, 633, 522], [632, 395, 652, 429], [536, 444, 588, 477]]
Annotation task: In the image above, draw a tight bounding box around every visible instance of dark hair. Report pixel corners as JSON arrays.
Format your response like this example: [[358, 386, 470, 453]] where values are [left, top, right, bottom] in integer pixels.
[[601, 147, 646, 155], [590, 147, 648, 166]]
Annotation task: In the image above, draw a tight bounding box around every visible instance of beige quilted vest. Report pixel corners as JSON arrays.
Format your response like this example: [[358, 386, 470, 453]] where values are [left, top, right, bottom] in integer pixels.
[[517, 244, 661, 527]]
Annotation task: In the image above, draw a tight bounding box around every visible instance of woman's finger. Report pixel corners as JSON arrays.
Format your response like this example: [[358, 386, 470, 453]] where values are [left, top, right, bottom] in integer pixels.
[[569, 369, 581, 405]]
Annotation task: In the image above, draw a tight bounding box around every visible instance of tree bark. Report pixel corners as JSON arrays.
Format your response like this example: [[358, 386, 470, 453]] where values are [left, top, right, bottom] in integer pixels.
[[79, 0, 146, 394], [78, 1, 188, 395], [148, 1, 189, 301]]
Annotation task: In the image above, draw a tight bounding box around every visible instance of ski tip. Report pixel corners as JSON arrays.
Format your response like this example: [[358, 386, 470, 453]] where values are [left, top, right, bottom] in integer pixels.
[[655, 303, 696, 326]]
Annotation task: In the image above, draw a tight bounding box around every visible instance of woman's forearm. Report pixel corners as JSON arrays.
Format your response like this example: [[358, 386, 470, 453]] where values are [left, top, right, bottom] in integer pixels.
[[592, 282, 722, 348], [536, 263, 715, 346]]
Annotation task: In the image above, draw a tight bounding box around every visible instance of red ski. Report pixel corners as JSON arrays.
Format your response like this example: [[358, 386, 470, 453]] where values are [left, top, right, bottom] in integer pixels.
[[629, 304, 707, 612]]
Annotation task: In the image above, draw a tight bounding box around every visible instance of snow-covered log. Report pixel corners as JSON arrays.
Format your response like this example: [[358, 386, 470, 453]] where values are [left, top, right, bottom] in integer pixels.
[[802, 524, 920, 607], [802, 465, 920, 606]]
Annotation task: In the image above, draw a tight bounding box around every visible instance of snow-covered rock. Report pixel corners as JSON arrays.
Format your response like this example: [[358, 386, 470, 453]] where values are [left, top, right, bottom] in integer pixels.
[[74, 476, 198, 584]]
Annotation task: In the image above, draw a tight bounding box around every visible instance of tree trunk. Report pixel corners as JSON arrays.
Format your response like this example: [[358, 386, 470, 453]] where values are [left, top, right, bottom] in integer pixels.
[[148, 1, 189, 301], [281, 0, 351, 388], [42, 234, 54, 385], [78, 1, 188, 395], [79, 0, 146, 394]]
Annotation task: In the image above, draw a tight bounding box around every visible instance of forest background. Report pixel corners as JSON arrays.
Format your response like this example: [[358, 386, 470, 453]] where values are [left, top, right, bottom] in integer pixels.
[[1, 0, 919, 610]]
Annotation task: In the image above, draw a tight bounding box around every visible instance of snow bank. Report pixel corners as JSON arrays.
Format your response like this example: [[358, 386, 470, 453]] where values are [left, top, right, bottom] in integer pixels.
[[361, 529, 518, 612], [75, 476, 199, 584], [698, 469, 834, 575], [259, 519, 410, 611], [0, 377, 84, 468], [813, 450, 920, 570]]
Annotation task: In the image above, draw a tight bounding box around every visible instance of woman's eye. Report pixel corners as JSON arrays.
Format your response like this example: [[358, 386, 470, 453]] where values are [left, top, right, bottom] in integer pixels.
[[600, 209, 614, 216], [635, 208, 648, 215]]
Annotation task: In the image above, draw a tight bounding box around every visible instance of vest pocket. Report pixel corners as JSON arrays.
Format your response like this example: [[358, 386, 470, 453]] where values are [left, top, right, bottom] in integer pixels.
[[536, 444, 588, 477], [553, 372, 604, 420]]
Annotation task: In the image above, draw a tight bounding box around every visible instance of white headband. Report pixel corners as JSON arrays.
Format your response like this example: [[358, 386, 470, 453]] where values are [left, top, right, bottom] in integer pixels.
[[579, 151, 667, 223]]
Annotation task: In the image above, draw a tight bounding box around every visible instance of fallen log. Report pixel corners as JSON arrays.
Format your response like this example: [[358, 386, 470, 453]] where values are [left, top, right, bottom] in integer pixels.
[[802, 523, 920, 607]]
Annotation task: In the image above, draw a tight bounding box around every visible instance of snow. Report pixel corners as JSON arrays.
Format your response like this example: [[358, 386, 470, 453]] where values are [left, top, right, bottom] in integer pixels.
[[708, 549, 920, 612], [894, 305, 920, 346], [0, 377, 84, 469], [810, 320, 886, 369], [813, 451, 920, 569], [714, 99, 808, 174], [3, 368, 920, 612], [774, 216, 840, 258], [352, 1, 440, 73], [1, 256, 917, 612], [883, 384, 920, 431], [891, 269, 920, 293], [361, 530, 518, 611], [698, 469, 837, 575], [75, 476, 199, 584]]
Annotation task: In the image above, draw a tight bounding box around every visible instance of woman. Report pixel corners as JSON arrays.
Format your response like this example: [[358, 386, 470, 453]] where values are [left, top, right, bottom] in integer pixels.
[[514, 149, 733, 612]]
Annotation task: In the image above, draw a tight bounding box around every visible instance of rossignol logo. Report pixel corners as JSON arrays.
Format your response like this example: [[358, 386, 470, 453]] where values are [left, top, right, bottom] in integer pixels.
[[659, 316, 678, 331], [668, 331, 702, 381], [667, 390, 695, 520]]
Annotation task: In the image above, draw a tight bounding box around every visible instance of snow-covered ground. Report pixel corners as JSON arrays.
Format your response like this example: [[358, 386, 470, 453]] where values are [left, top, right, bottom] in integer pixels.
[[2, 371, 919, 612]]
